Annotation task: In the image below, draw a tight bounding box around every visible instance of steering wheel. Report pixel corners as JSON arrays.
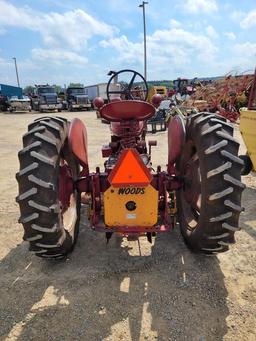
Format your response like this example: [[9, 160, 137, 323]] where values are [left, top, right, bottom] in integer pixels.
[[106, 69, 148, 101]]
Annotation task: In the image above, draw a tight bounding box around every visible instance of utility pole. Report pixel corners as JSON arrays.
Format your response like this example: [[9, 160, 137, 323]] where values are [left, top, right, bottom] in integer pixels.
[[12, 57, 20, 87], [139, 1, 148, 80]]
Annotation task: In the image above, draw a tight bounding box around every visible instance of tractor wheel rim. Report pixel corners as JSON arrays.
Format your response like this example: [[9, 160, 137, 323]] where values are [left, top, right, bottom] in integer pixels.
[[62, 193, 77, 235], [58, 155, 78, 238]]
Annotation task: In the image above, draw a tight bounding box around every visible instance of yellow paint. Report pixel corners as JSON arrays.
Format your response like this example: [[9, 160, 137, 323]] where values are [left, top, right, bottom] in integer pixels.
[[147, 86, 167, 103], [104, 185, 158, 226], [240, 108, 256, 170]]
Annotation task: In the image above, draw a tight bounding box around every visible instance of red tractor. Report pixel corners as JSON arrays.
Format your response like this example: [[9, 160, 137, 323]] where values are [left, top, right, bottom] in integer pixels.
[[16, 69, 245, 259]]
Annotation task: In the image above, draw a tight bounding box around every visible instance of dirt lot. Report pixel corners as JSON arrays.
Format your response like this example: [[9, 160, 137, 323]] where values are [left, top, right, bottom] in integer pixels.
[[0, 111, 255, 341]]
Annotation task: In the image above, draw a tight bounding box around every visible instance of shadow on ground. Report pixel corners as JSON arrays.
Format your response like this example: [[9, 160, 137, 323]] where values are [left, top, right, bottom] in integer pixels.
[[0, 206, 229, 341], [240, 187, 256, 241]]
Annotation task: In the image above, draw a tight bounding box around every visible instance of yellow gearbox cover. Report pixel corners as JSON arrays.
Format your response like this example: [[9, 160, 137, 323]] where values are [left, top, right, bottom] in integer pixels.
[[104, 185, 158, 226], [240, 109, 256, 170]]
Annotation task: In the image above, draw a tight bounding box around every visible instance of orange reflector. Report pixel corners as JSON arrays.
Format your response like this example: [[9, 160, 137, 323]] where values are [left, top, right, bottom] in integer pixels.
[[108, 148, 152, 187]]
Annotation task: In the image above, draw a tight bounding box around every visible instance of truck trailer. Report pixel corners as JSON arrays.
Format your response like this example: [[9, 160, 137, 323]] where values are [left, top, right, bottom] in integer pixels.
[[84, 83, 108, 103], [85, 83, 121, 104], [0, 84, 22, 99]]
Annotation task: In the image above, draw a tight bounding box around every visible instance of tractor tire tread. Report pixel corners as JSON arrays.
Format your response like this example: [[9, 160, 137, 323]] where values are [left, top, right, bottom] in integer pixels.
[[177, 112, 245, 254], [16, 117, 80, 258], [239, 154, 253, 175]]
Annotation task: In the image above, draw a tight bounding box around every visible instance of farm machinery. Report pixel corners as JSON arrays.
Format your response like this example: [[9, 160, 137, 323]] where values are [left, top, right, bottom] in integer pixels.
[[239, 68, 256, 175], [173, 78, 196, 97], [185, 73, 254, 122], [146, 99, 171, 133], [147, 85, 168, 103], [16, 69, 245, 259]]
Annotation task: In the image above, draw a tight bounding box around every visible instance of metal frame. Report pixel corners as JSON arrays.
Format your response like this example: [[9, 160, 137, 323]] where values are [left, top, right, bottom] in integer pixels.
[[60, 98, 186, 237]]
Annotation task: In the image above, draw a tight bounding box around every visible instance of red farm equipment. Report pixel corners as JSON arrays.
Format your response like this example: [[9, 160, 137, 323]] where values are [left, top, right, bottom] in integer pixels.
[[188, 73, 254, 122], [16, 69, 245, 259]]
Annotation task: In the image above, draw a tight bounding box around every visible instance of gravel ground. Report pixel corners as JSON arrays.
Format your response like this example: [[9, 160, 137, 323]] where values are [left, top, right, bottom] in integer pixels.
[[0, 111, 255, 341]]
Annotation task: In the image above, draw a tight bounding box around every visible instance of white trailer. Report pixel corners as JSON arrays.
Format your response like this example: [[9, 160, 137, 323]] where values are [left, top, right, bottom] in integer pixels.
[[84, 83, 107, 102], [85, 83, 120, 103]]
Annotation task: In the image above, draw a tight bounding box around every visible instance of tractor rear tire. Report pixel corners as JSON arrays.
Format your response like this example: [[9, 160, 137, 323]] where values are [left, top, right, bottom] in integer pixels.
[[16, 116, 81, 258], [176, 112, 245, 254], [239, 154, 253, 175]]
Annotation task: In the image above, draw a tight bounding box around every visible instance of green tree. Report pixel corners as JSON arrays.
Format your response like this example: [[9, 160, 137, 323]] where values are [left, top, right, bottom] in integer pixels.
[[52, 84, 63, 94], [68, 83, 84, 88], [23, 85, 35, 95]]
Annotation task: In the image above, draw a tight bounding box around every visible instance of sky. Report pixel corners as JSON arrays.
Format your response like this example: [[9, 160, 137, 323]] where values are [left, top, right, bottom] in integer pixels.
[[0, 0, 255, 87]]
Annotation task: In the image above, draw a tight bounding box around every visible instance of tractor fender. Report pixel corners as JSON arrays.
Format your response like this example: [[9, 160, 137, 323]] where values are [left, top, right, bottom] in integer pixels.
[[68, 118, 89, 174], [167, 115, 185, 174]]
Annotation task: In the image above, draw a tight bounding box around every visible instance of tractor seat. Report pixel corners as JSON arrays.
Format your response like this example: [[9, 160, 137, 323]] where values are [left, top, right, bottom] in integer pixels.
[[100, 100, 156, 122]]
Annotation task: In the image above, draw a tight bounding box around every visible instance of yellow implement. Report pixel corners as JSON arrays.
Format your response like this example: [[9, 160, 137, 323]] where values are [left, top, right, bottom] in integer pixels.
[[239, 67, 256, 173], [240, 109, 256, 171], [147, 86, 167, 103]]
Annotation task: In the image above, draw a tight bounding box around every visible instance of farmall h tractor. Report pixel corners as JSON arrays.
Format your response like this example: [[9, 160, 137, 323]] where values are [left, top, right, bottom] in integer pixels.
[[16, 70, 245, 259]]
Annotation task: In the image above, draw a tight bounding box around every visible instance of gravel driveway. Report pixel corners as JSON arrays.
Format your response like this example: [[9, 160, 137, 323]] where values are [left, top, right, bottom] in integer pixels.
[[0, 111, 255, 341]]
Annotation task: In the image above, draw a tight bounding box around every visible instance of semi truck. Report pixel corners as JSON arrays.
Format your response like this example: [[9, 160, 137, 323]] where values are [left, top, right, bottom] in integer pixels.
[[31, 85, 62, 112], [66, 86, 91, 111]]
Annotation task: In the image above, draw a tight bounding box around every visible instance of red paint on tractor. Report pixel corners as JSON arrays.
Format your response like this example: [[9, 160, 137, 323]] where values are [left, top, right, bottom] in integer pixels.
[[100, 100, 155, 122], [110, 120, 145, 139], [59, 164, 74, 211], [68, 70, 184, 235], [102, 145, 112, 158], [68, 118, 89, 175], [93, 224, 169, 233], [167, 115, 185, 175], [93, 97, 104, 109], [151, 93, 163, 108]]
